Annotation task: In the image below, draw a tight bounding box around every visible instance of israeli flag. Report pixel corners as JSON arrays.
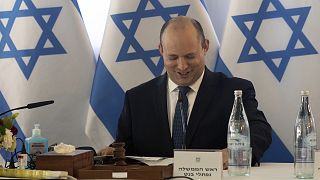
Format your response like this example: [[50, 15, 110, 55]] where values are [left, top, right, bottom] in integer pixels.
[[86, 0, 220, 150], [0, 0, 95, 162], [216, 0, 320, 162]]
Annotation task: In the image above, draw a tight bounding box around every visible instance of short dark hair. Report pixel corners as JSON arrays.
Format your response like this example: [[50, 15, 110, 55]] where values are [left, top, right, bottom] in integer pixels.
[[159, 16, 206, 45]]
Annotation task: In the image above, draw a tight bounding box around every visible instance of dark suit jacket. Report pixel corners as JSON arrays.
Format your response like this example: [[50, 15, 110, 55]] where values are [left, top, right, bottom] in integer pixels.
[[116, 68, 272, 164]]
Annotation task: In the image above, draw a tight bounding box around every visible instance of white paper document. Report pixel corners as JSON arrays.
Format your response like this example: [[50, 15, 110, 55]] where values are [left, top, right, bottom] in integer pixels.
[[126, 156, 173, 166]]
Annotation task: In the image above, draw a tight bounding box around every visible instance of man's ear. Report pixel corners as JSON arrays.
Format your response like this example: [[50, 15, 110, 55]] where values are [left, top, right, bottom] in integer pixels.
[[159, 43, 163, 55], [202, 39, 209, 54]]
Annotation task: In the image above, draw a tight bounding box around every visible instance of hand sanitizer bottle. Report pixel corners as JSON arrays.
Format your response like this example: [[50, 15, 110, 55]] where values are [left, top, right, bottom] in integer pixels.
[[25, 124, 48, 161]]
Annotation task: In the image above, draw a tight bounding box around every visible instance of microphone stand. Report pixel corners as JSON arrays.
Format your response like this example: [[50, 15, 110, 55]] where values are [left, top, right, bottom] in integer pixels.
[[0, 100, 54, 117], [0, 106, 27, 117]]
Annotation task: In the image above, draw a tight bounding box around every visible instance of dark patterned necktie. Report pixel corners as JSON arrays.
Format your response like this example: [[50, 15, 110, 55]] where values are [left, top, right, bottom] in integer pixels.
[[173, 86, 190, 149]]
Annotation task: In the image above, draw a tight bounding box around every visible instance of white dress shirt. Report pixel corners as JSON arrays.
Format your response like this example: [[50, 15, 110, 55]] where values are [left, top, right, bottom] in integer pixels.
[[167, 70, 204, 135]]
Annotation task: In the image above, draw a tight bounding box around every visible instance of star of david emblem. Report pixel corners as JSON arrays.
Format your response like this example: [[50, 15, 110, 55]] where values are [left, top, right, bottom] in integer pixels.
[[111, 0, 189, 77], [0, 0, 66, 79], [232, 0, 317, 81]]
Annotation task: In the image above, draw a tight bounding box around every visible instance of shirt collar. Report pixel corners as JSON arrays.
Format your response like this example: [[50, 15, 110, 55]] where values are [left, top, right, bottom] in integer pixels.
[[168, 69, 205, 93]]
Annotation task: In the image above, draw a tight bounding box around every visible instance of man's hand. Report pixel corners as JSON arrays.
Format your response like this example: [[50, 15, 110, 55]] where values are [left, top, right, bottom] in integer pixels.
[[97, 147, 114, 156], [222, 148, 228, 170]]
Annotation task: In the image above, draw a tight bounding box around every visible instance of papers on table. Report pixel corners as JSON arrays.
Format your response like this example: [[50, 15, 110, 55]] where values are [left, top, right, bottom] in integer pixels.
[[126, 156, 173, 166]]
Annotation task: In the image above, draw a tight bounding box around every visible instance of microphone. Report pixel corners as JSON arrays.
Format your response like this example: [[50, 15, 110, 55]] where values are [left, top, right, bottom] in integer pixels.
[[27, 100, 54, 109], [0, 100, 54, 117], [178, 91, 187, 149]]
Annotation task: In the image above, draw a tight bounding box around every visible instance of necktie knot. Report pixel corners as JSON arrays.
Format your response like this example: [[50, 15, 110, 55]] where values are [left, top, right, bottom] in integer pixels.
[[178, 86, 190, 96]]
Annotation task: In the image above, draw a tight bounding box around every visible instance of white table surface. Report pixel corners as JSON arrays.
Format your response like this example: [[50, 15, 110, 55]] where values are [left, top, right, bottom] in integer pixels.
[[223, 163, 301, 179]]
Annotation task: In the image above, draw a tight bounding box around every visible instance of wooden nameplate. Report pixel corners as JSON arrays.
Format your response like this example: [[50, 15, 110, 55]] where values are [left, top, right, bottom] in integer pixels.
[[36, 150, 94, 177]]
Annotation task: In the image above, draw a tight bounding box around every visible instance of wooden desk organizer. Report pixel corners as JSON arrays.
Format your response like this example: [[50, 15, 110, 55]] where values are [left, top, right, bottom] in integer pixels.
[[36, 150, 94, 177], [78, 164, 173, 179]]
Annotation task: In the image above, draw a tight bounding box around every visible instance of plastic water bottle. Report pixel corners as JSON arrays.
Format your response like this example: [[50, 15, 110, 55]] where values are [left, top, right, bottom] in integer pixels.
[[294, 91, 317, 179], [228, 90, 251, 176], [25, 124, 48, 161]]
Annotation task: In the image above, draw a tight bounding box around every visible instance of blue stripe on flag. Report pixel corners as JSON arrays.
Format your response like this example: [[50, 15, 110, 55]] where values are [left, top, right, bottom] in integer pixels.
[[213, 53, 233, 77], [261, 131, 293, 162], [0, 91, 26, 162], [200, 0, 208, 10], [71, 0, 82, 17], [214, 55, 293, 162], [90, 57, 125, 138]]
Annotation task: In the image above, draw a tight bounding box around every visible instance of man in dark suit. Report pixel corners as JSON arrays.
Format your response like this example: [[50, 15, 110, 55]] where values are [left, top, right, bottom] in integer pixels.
[[101, 16, 272, 167]]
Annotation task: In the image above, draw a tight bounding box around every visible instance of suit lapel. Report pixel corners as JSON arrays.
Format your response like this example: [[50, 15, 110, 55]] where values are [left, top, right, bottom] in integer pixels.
[[186, 68, 220, 146], [155, 74, 173, 147]]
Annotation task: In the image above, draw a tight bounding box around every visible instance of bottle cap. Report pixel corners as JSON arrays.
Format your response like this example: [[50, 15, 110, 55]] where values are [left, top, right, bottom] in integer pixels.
[[32, 124, 41, 136], [234, 90, 242, 96], [300, 90, 309, 96]]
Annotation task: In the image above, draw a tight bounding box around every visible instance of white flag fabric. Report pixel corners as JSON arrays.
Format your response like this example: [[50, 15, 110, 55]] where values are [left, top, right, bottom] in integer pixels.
[[86, 0, 220, 150], [0, 0, 95, 162], [217, 0, 320, 161]]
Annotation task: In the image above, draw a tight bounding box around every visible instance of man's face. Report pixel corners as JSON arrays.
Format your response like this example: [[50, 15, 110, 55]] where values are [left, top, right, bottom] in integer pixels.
[[159, 24, 209, 86]]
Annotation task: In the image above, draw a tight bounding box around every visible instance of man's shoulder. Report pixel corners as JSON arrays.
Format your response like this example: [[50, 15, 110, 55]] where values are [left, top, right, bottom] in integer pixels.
[[208, 71, 253, 87], [127, 75, 165, 94]]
